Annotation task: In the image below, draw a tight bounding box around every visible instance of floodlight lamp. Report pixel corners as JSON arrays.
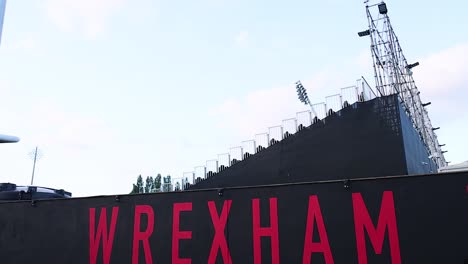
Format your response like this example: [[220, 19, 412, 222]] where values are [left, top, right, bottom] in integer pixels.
[[406, 62, 420, 69], [422, 102, 431, 107], [378, 2, 388, 14], [358, 29, 370, 37]]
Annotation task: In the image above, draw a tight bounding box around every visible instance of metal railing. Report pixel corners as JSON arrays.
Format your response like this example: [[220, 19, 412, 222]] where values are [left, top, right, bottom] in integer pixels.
[[170, 78, 382, 191]]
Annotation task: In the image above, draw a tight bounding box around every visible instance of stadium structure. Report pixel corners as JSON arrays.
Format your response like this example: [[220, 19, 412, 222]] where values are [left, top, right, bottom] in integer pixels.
[[164, 1, 452, 192], [0, 2, 466, 263]]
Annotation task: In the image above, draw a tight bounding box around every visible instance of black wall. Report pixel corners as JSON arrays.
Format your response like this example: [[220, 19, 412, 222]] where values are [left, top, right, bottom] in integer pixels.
[[0, 172, 466, 263], [192, 95, 410, 189], [398, 103, 438, 174]]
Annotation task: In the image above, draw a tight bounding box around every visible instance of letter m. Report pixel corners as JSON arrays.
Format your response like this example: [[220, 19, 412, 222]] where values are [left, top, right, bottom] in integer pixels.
[[352, 191, 401, 264], [89, 207, 119, 264]]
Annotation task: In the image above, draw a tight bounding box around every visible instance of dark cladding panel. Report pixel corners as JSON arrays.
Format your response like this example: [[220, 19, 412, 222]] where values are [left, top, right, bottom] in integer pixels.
[[0, 173, 466, 263], [398, 102, 438, 174]]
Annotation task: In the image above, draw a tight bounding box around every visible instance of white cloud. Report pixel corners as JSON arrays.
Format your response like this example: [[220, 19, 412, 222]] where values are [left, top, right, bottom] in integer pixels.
[[44, 0, 127, 38], [235, 30, 249, 47], [414, 44, 468, 97], [410, 43, 468, 163], [0, 92, 116, 153]]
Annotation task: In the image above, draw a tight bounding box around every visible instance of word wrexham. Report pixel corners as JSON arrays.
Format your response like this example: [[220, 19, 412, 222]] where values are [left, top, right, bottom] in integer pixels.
[[89, 191, 401, 264]]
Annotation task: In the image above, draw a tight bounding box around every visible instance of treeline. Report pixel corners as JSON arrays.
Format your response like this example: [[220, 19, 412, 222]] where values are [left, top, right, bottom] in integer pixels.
[[130, 174, 167, 194]]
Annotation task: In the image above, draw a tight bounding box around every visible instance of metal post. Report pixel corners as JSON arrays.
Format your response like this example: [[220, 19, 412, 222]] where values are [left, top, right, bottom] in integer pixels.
[[31, 146, 38, 185]]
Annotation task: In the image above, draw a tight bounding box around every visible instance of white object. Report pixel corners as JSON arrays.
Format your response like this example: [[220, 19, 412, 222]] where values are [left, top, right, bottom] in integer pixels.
[[438, 161, 468, 173]]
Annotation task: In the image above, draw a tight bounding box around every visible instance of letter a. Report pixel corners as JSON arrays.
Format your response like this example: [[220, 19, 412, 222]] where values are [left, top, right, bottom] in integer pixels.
[[303, 195, 334, 264]]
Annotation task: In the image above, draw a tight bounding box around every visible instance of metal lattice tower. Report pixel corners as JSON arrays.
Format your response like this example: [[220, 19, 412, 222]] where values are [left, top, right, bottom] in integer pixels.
[[359, 1, 446, 168]]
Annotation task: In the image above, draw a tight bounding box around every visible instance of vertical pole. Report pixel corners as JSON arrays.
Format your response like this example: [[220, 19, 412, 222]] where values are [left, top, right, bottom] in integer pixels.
[[31, 146, 38, 185]]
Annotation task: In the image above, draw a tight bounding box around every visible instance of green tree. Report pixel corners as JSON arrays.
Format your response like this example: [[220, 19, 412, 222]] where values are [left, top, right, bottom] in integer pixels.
[[162, 175, 172, 192], [154, 174, 162, 192], [130, 184, 139, 194], [136, 175, 144, 194], [145, 176, 154, 193], [130, 173, 168, 194]]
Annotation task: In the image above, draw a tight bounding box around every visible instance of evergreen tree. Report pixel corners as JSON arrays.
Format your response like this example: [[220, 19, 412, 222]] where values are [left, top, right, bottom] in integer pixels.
[[130, 184, 139, 194], [154, 174, 162, 192], [149, 176, 154, 192], [145, 176, 154, 193], [136, 175, 144, 194], [131, 173, 168, 193], [163, 175, 172, 192]]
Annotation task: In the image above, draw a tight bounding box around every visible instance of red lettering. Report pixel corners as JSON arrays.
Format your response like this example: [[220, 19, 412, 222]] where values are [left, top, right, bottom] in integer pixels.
[[89, 207, 119, 264], [252, 198, 280, 264], [208, 200, 232, 264], [132, 205, 154, 264], [302, 195, 334, 264], [352, 191, 401, 264], [172, 202, 193, 264]]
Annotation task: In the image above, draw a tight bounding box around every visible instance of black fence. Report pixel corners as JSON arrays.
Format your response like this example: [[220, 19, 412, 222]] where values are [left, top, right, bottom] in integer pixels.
[[0, 172, 466, 263]]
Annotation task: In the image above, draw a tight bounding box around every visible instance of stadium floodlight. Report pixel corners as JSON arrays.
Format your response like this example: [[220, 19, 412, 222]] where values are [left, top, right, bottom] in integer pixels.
[[296, 81, 310, 105], [406, 62, 420, 69], [378, 2, 388, 14], [422, 102, 431, 107], [357, 29, 370, 37], [295, 81, 317, 118]]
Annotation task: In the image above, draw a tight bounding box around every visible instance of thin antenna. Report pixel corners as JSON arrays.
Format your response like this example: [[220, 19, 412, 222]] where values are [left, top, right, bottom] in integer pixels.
[[29, 146, 43, 185]]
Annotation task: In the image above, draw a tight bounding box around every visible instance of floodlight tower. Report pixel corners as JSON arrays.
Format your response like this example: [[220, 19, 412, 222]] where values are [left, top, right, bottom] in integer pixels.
[[357, 1, 446, 168], [295, 81, 318, 118]]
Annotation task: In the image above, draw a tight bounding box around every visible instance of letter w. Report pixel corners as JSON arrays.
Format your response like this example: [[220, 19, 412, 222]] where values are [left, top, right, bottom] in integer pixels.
[[89, 207, 119, 264]]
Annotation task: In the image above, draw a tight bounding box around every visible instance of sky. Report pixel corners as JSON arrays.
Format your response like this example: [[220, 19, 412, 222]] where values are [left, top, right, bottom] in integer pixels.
[[0, 0, 467, 197]]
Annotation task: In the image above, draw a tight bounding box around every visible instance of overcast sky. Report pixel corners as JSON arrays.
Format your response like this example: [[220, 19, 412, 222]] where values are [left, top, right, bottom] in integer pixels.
[[0, 0, 466, 197]]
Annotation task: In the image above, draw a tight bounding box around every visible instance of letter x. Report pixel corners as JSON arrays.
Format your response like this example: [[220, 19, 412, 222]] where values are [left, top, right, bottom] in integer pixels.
[[208, 200, 232, 264]]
